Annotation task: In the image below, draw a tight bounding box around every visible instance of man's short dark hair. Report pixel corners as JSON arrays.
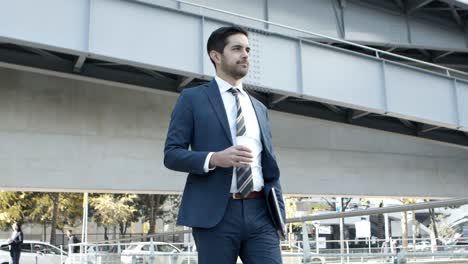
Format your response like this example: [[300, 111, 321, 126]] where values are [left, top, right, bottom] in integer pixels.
[[207, 26, 248, 68]]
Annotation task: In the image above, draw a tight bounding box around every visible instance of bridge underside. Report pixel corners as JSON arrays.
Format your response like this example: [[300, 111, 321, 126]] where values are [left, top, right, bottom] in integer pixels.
[[0, 67, 466, 197], [0, 42, 467, 148], [1, 0, 468, 147]]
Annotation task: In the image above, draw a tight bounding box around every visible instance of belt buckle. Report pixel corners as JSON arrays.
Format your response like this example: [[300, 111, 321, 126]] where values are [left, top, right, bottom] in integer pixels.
[[232, 193, 241, 200]]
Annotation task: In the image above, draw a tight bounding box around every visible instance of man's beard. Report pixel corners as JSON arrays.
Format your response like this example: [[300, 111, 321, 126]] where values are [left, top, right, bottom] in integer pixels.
[[221, 61, 249, 80]]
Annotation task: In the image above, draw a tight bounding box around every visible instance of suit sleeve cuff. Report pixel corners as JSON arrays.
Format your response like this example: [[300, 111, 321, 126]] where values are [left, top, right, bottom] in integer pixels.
[[203, 152, 216, 173]]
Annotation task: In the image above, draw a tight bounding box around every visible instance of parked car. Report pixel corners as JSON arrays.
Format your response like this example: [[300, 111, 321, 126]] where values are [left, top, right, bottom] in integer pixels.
[[407, 241, 431, 251], [0, 240, 67, 264], [177, 246, 198, 264], [414, 241, 431, 251], [120, 241, 196, 264], [450, 237, 468, 253]]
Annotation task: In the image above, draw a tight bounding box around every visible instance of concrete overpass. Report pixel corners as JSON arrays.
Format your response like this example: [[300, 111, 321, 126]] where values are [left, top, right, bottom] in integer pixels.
[[0, 0, 467, 197], [0, 67, 466, 197]]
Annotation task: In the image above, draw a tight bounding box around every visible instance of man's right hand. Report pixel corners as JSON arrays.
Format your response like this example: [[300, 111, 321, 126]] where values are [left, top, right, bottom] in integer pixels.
[[209, 145, 253, 168]]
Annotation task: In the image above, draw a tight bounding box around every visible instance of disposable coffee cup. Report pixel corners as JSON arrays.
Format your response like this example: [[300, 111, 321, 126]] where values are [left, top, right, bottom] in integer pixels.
[[236, 136, 262, 164]]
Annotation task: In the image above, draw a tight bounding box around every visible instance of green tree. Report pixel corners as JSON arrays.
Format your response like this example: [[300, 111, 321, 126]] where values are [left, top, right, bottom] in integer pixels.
[[28, 193, 54, 241], [284, 196, 301, 237], [400, 198, 418, 250], [323, 197, 353, 212], [162, 195, 181, 226], [0, 191, 30, 230], [90, 194, 137, 240], [28, 192, 83, 244], [59, 193, 83, 229], [429, 214, 456, 243], [138, 194, 169, 234]]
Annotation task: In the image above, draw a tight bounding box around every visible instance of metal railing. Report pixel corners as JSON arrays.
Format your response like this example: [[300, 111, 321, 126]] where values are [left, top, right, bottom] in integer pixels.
[[66, 236, 468, 263], [66, 198, 468, 263], [287, 198, 468, 223], [66, 239, 198, 264], [65, 243, 468, 264]]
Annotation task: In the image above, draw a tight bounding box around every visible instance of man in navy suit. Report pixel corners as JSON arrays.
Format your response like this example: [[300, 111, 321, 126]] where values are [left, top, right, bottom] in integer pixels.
[[164, 26, 285, 264]]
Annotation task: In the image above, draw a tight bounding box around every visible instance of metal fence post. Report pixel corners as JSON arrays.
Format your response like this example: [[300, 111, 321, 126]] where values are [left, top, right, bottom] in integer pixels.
[[188, 243, 192, 264], [149, 237, 155, 264], [301, 222, 311, 262], [60, 245, 63, 264], [396, 251, 406, 264], [340, 217, 344, 264]]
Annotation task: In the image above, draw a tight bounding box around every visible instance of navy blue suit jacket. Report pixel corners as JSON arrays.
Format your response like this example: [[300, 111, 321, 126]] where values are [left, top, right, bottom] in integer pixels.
[[164, 80, 285, 229]]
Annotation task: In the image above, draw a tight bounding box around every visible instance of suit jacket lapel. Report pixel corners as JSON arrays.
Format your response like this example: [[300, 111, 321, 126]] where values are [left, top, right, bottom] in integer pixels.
[[249, 95, 268, 147], [203, 80, 233, 145]]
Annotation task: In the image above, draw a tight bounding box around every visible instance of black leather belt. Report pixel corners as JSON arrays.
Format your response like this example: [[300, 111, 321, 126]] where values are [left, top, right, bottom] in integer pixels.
[[231, 191, 264, 200]]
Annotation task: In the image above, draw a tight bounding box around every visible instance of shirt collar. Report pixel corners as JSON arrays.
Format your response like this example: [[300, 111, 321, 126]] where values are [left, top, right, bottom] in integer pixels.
[[214, 75, 247, 96]]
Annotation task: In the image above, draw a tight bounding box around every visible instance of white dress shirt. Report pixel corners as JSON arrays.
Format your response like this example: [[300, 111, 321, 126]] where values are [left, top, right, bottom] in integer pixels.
[[11, 230, 18, 240], [203, 76, 264, 193]]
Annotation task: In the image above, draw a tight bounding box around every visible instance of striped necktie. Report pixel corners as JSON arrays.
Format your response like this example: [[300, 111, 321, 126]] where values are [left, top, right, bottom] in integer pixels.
[[228, 87, 253, 197]]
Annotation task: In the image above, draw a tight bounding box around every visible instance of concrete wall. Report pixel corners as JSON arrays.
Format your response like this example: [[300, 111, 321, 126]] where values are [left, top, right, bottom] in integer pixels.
[[0, 67, 466, 197]]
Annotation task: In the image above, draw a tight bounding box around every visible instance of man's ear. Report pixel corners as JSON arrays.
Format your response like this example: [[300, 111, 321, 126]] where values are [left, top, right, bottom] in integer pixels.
[[209, 50, 221, 65]]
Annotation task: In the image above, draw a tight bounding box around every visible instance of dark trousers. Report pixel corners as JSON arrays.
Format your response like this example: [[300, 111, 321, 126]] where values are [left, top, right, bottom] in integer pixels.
[[10, 250, 20, 264], [192, 197, 282, 264]]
